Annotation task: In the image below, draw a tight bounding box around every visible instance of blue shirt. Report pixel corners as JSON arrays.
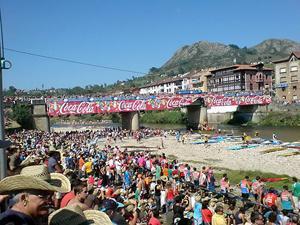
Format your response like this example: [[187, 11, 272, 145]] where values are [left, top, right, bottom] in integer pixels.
[[48, 156, 57, 173], [0, 209, 36, 225], [193, 202, 203, 220]]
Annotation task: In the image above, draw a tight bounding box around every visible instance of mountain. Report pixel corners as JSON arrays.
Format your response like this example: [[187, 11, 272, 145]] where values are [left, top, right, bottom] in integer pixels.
[[157, 39, 300, 75]]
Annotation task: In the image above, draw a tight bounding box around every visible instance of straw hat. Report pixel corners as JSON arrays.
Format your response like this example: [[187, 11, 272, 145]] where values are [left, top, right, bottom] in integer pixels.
[[49, 205, 113, 225], [202, 196, 210, 202], [84, 210, 112, 225], [0, 165, 71, 194], [172, 174, 179, 179], [195, 195, 202, 202], [126, 204, 135, 213], [20, 154, 40, 167], [160, 175, 168, 182]]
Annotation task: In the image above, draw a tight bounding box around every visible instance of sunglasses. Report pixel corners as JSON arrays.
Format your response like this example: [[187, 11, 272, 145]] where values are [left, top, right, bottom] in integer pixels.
[[36, 194, 51, 199], [26, 191, 52, 199]]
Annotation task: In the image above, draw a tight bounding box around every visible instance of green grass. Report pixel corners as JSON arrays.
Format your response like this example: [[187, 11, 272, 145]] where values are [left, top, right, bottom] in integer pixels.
[[214, 169, 293, 189]]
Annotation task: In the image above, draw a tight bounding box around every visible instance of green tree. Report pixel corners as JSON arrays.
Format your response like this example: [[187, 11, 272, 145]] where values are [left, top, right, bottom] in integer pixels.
[[229, 44, 240, 49], [5, 86, 17, 96], [149, 67, 160, 74], [12, 104, 33, 129]]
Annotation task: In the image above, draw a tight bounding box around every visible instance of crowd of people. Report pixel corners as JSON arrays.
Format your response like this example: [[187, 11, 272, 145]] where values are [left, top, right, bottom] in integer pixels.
[[0, 127, 300, 225]]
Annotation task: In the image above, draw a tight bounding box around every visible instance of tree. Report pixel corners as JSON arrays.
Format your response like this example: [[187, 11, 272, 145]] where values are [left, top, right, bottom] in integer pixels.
[[149, 67, 160, 74], [229, 44, 240, 49], [5, 86, 17, 96], [178, 66, 185, 75], [12, 104, 33, 129]]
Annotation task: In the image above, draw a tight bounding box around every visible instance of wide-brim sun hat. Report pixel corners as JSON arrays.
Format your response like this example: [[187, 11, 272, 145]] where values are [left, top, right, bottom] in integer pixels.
[[0, 165, 71, 194], [160, 175, 168, 182], [49, 205, 113, 225], [84, 210, 113, 225], [195, 195, 202, 202], [20, 154, 40, 167]]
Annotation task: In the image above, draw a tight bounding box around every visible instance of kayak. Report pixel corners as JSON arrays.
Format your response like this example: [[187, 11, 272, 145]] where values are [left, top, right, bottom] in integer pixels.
[[226, 144, 259, 150], [192, 139, 218, 144], [261, 177, 288, 182]]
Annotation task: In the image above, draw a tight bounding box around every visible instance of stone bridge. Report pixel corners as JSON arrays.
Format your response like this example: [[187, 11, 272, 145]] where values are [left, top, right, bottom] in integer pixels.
[[26, 94, 271, 131]]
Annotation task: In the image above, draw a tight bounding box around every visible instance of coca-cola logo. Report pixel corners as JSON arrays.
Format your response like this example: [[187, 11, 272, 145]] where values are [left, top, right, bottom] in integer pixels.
[[59, 102, 96, 115], [211, 97, 232, 106], [167, 98, 191, 108], [119, 100, 146, 111]]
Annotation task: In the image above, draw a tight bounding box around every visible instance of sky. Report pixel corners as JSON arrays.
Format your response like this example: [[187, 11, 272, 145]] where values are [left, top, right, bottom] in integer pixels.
[[0, 0, 300, 90]]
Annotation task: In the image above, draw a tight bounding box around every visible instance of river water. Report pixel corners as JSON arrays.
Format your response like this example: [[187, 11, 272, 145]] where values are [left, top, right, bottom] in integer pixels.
[[52, 122, 300, 142]]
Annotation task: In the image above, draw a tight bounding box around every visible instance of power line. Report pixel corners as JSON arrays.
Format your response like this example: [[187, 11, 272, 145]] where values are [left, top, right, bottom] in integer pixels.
[[5, 47, 148, 75]]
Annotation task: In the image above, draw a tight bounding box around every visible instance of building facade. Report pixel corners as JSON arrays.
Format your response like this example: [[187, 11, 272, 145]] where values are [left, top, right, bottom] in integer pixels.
[[139, 76, 183, 95], [273, 51, 300, 102], [181, 69, 213, 92], [207, 64, 272, 93]]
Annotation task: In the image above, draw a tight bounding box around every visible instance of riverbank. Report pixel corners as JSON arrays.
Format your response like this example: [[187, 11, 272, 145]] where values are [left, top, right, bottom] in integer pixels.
[[116, 135, 300, 180], [259, 111, 300, 127], [52, 126, 300, 179]]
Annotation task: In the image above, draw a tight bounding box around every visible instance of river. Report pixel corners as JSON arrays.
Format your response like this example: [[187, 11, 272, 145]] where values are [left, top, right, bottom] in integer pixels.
[[52, 122, 300, 142]]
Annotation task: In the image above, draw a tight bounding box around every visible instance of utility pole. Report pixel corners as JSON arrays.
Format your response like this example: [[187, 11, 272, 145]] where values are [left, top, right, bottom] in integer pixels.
[[0, 9, 11, 180]]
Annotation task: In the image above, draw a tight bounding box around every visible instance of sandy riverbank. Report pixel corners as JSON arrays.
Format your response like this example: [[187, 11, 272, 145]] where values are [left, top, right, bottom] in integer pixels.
[[52, 126, 300, 178], [111, 135, 300, 179]]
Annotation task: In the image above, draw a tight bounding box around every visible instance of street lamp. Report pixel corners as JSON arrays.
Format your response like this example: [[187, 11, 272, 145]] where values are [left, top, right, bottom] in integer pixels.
[[0, 8, 12, 179]]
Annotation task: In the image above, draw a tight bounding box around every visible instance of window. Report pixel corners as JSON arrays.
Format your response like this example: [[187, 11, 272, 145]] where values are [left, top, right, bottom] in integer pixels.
[[291, 76, 298, 82], [280, 68, 286, 73], [293, 86, 297, 91], [293, 95, 298, 100], [282, 87, 286, 92], [291, 66, 298, 72], [280, 78, 287, 83], [250, 83, 253, 90]]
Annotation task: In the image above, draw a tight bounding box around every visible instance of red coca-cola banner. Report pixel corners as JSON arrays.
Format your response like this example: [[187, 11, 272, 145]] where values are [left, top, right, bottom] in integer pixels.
[[46, 96, 196, 116], [46, 95, 272, 116], [205, 95, 272, 107]]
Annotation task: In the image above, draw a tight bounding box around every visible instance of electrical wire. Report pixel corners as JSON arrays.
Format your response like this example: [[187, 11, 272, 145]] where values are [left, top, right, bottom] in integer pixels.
[[4, 47, 148, 75]]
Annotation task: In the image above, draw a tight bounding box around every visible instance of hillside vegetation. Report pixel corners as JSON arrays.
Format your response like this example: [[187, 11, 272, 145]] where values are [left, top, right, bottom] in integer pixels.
[[4, 39, 300, 97]]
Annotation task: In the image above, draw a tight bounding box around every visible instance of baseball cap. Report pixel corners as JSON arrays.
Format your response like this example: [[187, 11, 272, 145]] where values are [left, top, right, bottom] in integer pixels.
[[101, 199, 118, 212]]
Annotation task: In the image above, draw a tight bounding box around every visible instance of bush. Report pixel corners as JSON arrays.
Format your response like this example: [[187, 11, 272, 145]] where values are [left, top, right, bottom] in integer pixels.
[[259, 112, 300, 127], [12, 104, 33, 129], [140, 110, 186, 124]]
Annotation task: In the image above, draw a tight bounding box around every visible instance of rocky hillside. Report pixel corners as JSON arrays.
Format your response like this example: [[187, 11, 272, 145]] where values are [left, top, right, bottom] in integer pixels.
[[158, 39, 300, 75]]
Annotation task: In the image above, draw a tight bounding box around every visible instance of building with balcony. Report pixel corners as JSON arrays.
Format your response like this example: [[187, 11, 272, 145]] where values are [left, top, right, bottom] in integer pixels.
[[207, 63, 273, 93], [273, 51, 300, 102], [181, 69, 213, 92]]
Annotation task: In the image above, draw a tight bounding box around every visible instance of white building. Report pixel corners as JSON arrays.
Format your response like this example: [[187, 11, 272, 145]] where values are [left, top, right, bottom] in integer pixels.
[[139, 76, 184, 95]]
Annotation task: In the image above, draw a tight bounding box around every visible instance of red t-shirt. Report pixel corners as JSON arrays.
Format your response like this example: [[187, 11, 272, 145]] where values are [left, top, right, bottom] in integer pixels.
[[264, 193, 277, 207], [148, 217, 161, 225], [202, 208, 213, 223], [166, 188, 174, 200], [60, 191, 75, 208]]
